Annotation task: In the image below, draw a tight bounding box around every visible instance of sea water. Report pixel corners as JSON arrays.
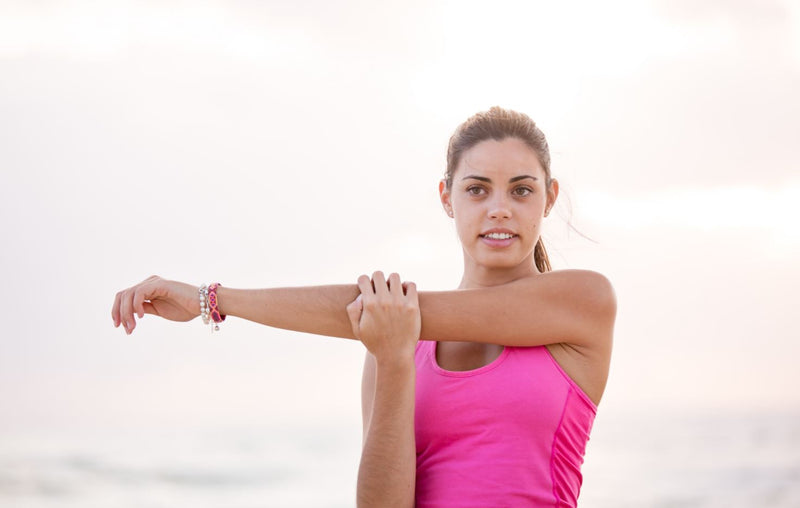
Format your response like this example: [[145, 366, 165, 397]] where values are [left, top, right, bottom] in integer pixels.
[[1, 409, 798, 507], [580, 408, 800, 508]]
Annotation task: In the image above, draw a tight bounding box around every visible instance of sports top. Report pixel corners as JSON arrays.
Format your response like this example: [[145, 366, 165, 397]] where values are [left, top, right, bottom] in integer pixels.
[[414, 340, 597, 507]]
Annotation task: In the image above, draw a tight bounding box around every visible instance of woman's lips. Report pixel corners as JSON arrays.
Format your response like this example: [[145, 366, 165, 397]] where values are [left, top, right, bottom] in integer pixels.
[[479, 232, 518, 248]]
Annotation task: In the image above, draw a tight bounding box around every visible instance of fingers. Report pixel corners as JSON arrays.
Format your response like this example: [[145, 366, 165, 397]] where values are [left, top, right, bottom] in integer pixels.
[[345, 294, 363, 339], [119, 288, 135, 334], [403, 281, 418, 303], [113, 284, 135, 333], [363, 271, 403, 298], [357, 271, 415, 301], [133, 287, 146, 319], [357, 274, 373, 297], [387, 273, 402, 296], [371, 271, 387, 296], [112, 291, 121, 328], [113, 277, 158, 334]]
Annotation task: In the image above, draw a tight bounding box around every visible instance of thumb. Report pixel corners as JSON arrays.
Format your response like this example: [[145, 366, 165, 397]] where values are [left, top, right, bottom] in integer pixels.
[[345, 295, 363, 338]]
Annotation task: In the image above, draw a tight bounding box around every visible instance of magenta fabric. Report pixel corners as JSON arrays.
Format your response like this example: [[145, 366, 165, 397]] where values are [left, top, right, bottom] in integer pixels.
[[414, 340, 597, 507]]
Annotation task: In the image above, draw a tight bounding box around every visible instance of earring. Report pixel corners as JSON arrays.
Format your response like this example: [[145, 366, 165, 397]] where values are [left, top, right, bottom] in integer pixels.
[[447, 210, 454, 217]]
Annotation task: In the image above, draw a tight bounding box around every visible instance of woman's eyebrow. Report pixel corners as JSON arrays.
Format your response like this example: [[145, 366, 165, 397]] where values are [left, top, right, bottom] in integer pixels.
[[461, 174, 538, 183], [462, 175, 492, 183]]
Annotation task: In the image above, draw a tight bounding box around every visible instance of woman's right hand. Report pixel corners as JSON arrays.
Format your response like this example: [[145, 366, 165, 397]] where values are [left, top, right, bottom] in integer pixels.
[[111, 275, 200, 335]]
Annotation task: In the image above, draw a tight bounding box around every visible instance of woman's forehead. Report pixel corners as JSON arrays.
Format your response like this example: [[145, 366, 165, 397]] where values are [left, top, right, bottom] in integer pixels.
[[456, 139, 545, 181]]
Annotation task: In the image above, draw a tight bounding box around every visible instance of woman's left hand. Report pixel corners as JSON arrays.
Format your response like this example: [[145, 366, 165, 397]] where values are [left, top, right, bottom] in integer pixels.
[[346, 271, 420, 363]]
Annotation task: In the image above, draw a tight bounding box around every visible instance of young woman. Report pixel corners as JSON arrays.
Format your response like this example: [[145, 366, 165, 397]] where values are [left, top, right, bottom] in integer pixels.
[[111, 107, 616, 507]]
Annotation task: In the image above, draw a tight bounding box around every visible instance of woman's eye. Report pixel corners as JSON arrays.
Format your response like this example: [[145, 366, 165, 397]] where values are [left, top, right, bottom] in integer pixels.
[[466, 186, 485, 196], [513, 187, 533, 196]]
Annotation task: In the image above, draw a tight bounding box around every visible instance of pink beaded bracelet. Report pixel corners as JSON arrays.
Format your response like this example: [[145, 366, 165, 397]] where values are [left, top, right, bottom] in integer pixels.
[[208, 282, 226, 332]]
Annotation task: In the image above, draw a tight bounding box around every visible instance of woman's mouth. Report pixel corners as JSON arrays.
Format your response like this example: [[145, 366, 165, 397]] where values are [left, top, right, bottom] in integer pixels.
[[479, 232, 518, 247], [481, 232, 516, 240]]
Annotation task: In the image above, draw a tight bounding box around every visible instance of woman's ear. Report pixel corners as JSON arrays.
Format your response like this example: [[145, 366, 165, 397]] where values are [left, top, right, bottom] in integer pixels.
[[439, 180, 454, 218], [545, 178, 559, 216]]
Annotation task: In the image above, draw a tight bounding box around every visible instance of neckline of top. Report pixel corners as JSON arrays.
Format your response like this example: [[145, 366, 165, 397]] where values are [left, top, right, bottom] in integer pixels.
[[430, 341, 511, 378]]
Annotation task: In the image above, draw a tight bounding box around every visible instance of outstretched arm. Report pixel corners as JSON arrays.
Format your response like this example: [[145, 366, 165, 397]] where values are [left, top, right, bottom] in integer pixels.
[[419, 269, 615, 347], [217, 284, 361, 340], [111, 276, 361, 339], [112, 269, 615, 349], [212, 268, 615, 348]]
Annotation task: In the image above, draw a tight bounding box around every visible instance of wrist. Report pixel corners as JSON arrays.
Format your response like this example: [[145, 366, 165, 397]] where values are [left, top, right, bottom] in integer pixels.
[[197, 282, 227, 332], [374, 350, 416, 374], [215, 286, 232, 316]]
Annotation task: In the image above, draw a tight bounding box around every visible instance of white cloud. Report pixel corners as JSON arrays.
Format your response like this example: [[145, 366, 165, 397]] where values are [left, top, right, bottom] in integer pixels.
[[0, 1, 316, 62], [578, 184, 800, 247], [787, 0, 800, 65]]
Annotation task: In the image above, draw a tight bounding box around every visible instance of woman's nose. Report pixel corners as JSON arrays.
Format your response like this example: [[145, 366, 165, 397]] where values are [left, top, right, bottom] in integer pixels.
[[487, 195, 512, 219]]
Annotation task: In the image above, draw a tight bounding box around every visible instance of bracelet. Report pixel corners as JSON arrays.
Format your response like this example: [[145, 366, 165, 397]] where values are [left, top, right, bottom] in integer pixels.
[[199, 284, 210, 325], [208, 282, 226, 332]]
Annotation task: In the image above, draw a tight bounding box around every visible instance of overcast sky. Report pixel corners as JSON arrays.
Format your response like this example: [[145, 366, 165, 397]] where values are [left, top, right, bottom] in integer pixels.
[[1, 0, 798, 439]]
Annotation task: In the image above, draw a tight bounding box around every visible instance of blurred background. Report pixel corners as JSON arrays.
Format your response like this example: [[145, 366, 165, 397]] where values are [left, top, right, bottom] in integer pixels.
[[1, 0, 798, 506]]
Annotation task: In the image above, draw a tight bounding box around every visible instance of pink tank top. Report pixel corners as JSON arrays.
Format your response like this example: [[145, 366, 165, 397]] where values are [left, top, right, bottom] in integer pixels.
[[414, 340, 597, 507]]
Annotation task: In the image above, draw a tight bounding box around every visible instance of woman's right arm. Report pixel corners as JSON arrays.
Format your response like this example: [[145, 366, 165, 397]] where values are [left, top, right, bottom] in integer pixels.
[[111, 275, 360, 338], [113, 269, 614, 353]]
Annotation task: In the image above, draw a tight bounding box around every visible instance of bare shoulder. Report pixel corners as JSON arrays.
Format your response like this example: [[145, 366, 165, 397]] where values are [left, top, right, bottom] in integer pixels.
[[526, 268, 617, 347], [528, 269, 616, 313], [539, 268, 614, 292], [536, 270, 616, 405]]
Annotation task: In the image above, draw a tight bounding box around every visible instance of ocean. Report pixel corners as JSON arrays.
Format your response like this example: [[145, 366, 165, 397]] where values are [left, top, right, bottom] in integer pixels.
[[1, 408, 798, 507], [580, 408, 800, 508]]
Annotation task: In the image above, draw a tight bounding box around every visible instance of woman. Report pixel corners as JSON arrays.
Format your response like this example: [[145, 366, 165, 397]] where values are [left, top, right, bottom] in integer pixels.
[[111, 107, 616, 507]]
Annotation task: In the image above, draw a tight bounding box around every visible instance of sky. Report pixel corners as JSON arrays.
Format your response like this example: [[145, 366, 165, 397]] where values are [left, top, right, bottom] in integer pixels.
[[1, 0, 798, 439]]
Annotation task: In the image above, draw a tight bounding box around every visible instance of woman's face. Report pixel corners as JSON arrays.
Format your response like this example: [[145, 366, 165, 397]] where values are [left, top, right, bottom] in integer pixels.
[[440, 137, 558, 275]]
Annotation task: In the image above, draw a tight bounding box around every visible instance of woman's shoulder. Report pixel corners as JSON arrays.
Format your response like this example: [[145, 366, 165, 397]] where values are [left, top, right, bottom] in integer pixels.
[[543, 267, 612, 282], [524, 269, 617, 332], [532, 269, 615, 302]]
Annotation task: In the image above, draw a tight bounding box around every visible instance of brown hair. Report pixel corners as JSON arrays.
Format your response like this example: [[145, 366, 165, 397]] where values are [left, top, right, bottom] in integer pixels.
[[445, 106, 555, 273]]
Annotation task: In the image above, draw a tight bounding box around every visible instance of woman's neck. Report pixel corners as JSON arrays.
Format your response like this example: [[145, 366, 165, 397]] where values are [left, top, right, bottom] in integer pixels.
[[458, 255, 541, 289]]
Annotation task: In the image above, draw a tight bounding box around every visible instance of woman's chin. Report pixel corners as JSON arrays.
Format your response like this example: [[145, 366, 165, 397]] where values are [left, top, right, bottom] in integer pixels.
[[471, 253, 533, 271]]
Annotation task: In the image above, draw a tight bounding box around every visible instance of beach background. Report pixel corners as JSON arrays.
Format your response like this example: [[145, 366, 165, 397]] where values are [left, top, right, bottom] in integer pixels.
[[1, 0, 798, 506]]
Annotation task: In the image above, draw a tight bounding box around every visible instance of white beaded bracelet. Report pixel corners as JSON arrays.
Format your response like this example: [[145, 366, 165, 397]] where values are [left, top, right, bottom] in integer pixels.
[[199, 284, 210, 325]]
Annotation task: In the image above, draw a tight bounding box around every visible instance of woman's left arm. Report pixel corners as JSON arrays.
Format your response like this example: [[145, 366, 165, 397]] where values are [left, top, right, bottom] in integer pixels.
[[347, 273, 418, 508]]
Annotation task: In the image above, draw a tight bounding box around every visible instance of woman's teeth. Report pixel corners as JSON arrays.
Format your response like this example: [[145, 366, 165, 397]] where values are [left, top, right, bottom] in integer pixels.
[[483, 233, 514, 240]]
